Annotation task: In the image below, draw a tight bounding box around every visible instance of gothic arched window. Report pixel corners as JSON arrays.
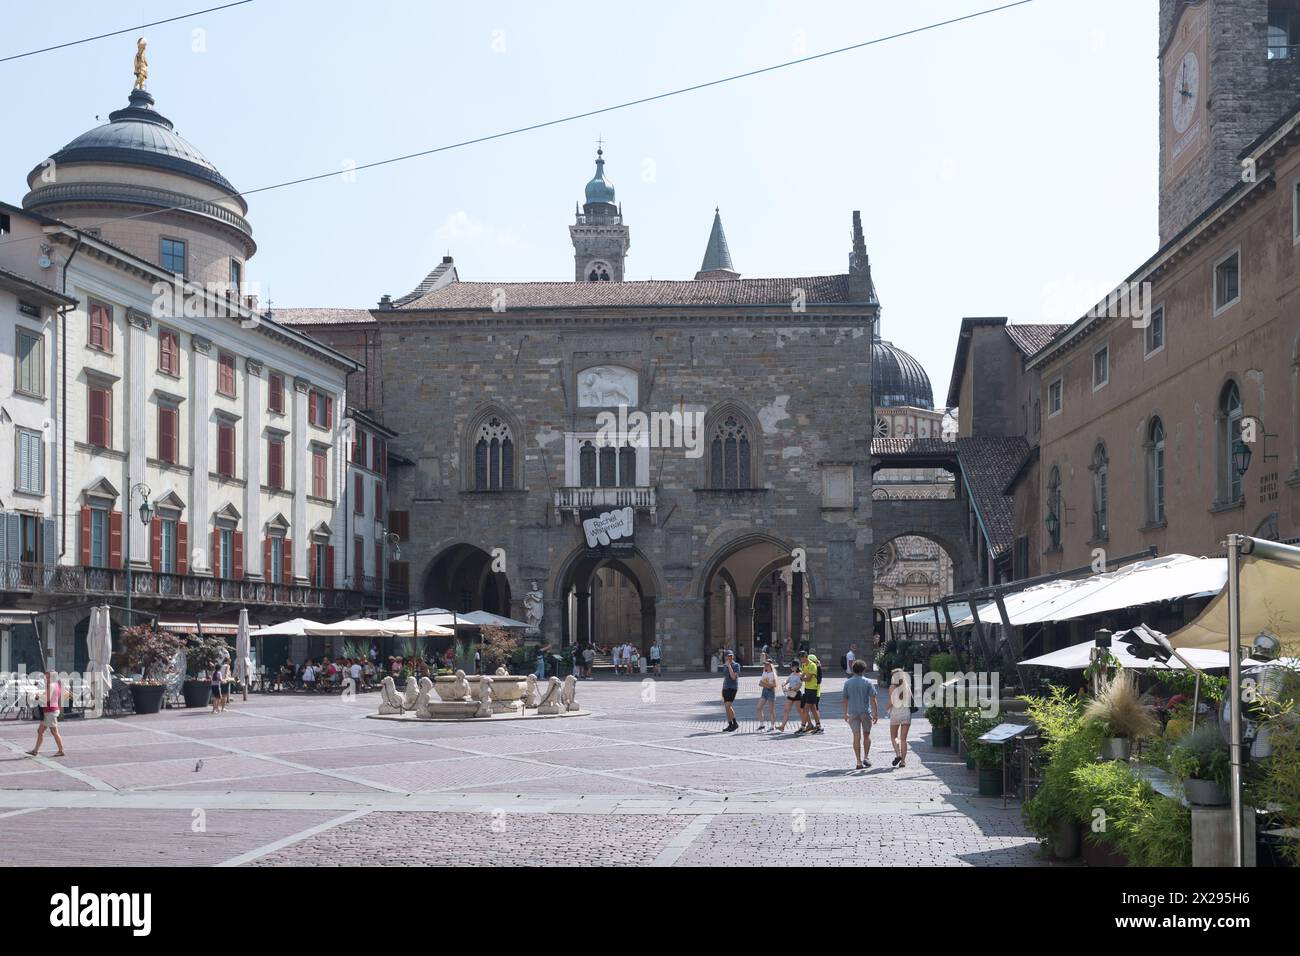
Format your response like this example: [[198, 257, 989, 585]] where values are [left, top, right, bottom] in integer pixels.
[[473, 417, 515, 491], [709, 415, 752, 489], [580, 441, 597, 487], [586, 262, 611, 282], [1046, 465, 1062, 550], [598, 445, 617, 487], [618, 444, 637, 487]]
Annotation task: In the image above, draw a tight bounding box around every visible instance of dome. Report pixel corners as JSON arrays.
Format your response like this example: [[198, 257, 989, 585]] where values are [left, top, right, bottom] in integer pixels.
[[873, 339, 934, 409], [584, 148, 616, 205], [35, 89, 237, 194]]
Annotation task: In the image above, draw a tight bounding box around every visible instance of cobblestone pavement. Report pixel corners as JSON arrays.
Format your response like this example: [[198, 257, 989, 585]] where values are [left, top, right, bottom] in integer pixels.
[[0, 674, 1052, 866]]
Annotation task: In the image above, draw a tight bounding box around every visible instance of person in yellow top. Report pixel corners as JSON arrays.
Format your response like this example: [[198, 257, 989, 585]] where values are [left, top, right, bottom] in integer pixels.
[[796, 650, 823, 734]]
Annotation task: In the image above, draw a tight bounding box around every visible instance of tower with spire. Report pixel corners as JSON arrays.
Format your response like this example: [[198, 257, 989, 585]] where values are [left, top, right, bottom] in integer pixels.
[[694, 208, 739, 280], [570, 147, 630, 281]]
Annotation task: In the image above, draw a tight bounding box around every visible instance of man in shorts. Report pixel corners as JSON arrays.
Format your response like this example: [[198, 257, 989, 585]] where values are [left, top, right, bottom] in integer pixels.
[[842, 660, 878, 769], [720, 650, 741, 732], [797, 650, 823, 733], [27, 671, 66, 758]]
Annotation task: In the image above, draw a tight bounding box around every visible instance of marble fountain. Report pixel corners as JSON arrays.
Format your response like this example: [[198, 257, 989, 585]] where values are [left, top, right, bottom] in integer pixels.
[[367, 668, 589, 722]]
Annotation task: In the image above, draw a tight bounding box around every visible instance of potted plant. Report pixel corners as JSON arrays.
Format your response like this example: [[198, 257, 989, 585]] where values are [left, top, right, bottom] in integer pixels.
[[1083, 671, 1159, 760], [182, 633, 228, 708], [875, 651, 895, 687], [1169, 723, 1230, 806], [925, 705, 952, 747], [960, 712, 1004, 796], [120, 625, 183, 714], [1023, 688, 1104, 860]]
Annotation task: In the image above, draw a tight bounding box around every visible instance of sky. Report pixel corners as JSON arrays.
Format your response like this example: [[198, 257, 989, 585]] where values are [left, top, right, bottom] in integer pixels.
[[1, 0, 1158, 403]]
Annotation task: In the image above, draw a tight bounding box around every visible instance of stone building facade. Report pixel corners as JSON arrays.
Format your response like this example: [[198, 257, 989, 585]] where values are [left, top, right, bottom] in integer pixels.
[[282, 158, 878, 669]]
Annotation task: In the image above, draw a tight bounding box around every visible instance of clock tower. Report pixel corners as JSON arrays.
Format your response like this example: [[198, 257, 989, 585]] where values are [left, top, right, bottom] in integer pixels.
[[1159, 0, 1300, 243]]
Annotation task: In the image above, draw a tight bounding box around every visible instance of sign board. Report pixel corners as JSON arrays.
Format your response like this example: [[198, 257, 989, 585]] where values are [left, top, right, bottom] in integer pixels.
[[580, 506, 635, 554], [978, 722, 1031, 745]]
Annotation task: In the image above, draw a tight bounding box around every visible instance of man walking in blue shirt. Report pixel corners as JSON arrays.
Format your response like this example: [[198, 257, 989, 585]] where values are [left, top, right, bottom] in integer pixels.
[[842, 660, 879, 769]]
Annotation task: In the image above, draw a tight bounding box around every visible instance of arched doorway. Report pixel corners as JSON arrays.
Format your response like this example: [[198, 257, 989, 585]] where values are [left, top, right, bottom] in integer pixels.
[[555, 547, 659, 652], [699, 533, 812, 667], [422, 544, 512, 615]]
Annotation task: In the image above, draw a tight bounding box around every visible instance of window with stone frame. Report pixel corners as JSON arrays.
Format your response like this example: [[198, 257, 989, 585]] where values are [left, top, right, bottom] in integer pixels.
[[1217, 380, 1244, 504], [709, 415, 752, 489], [1091, 443, 1109, 540], [1147, 417, 1166, 525], [1046, 466, 1062, 550], [472, 417, 514, 491]]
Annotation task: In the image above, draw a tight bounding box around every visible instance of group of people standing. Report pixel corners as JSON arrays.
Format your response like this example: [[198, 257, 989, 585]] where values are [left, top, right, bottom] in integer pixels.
[[719, 648, 916, 771]]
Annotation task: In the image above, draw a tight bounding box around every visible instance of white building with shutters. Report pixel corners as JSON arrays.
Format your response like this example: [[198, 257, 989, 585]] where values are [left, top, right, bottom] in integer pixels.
[[0, 72, 368, 675]]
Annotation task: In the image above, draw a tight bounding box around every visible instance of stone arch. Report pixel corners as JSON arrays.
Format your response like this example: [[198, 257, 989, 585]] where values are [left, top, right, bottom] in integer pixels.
[[420, 542, 512, 615], [553, 542, 661, 652]]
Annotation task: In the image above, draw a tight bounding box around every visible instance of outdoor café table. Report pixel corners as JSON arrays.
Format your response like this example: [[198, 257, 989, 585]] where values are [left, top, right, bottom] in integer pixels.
[[977, 721, 1033, 808]]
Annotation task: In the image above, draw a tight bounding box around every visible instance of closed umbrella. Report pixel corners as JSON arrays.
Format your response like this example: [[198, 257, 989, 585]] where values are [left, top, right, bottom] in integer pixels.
[[86, 605, 113, 717], [235, 608, 252, 701]]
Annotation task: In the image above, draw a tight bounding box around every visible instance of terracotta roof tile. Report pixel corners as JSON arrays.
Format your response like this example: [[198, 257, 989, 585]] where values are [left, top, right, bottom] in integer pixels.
[[398, 275, 856, 310], [955, 437, 1029, 557], [275, 307, 375, 326], [1004, 323, 1068, 357]]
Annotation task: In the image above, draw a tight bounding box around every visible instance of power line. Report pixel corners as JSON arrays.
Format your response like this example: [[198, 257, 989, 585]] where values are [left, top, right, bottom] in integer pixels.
[[0, 0, 1036, 247], [0, 1, 256, 64]]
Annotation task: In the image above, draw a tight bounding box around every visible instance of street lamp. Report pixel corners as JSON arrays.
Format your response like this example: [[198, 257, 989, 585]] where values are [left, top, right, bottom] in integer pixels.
[[125, 482, 152, 619], [1044, 508, 1060, 544], [1232, 437, 1252, 476]]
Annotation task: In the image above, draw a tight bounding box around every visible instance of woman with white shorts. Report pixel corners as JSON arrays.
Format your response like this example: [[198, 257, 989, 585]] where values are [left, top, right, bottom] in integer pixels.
[[888, 669, 913, 768]]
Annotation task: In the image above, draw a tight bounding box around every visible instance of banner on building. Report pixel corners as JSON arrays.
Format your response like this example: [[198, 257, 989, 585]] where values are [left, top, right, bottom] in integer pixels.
[[580, 506, 635, 554]]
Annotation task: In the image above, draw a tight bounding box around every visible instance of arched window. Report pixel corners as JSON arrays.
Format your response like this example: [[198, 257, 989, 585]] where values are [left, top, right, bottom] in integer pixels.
[[586, 262, 611, 282], [1217, 380, 1244, 504], [1091, 443, 1109, 540], [1047, 465, 1062, 550], [598, 445, 617, 487], [618, 444, 637, 487], [1147, 418, 1166, 524], [709, 415, 752, 489], [579, 441, 597, 487], [473, 417, 514, 491]]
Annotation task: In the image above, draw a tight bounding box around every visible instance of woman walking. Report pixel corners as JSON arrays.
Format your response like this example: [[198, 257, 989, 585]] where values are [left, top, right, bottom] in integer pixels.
[[210, 659, 225, 714], [888, 668, 913, 767], [26, 671, 67, 757], [755, 659, 778, 731], [775, 662, 803, 732]]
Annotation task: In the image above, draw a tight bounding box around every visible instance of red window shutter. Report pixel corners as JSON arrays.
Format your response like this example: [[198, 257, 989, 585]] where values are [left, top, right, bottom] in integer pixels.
[[271, 374, 284, 413], [325, 395, 333, 428], [218, 424, 234, 477], [354, 473, 364, 513], [89, 386, 105, 447], [268, 439, 283, 489], [177, 522, 188, 574], [212, 529, 221, 577], [308, 390, 318, 426], [354, 538, 364, 588], [307, 541, 316, 584], [375, 481, 383, 517], [108, 510, 123, 569], [103, 387, 112, 447], [325, 545, 335, 589], [159, 406, 176, 462], [79, 506, 92, 566], [263, 537, 272, 581], [283, 538, 292, 582], [150, 517, 162, 573], [233, 531, 244, 580]]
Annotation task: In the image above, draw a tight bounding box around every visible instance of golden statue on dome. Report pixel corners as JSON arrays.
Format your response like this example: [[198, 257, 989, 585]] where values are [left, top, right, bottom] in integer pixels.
[[133, 37, 148, 90]]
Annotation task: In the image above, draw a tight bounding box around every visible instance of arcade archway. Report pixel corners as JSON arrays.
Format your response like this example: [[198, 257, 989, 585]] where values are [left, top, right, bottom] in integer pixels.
[[699, 533, 812, 667], [554, 547, 659, 651], [872, 532, 959, 642], [422, 543, 512, 615]]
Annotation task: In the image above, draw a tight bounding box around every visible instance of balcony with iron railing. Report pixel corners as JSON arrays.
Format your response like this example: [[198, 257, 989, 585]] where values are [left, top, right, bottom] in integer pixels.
[[0, 561, 364, 611], [554, 486, 656, 514]]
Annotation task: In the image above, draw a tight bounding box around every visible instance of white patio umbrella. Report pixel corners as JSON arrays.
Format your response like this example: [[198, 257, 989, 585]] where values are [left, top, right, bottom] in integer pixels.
[[85, 605, 113, 716], [304, 618, 453, 638], [457, 610, 530, 629], [249, 617, 322, 636], [235, 608, 252, 701], [1020, 633, 1229, 671]]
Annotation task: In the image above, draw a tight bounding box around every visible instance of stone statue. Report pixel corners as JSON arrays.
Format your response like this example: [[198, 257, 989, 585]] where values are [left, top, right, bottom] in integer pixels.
[[378, 676, 403, 715], [537, 676, 565, 714], [524, 582, 544, 635], [133, 38, 148, 90], [400, 676, 420, 711], [450, 669, 471, 701], [415, 677, 434, 717], [475, 676, 494, 718], [560, 674, 579, 711], [577, 366, 637, 407], [524, 673, 539, 708], [494, 666, 509, 677]]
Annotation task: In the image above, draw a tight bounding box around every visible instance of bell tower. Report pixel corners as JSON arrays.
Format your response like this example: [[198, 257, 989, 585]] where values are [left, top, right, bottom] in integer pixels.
[[1159, 0, 1300, 243], [570, 147, 630, 281]]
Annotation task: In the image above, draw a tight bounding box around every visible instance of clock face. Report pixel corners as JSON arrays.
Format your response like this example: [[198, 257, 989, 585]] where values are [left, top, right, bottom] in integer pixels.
[[1172, 50, 1200, 134]]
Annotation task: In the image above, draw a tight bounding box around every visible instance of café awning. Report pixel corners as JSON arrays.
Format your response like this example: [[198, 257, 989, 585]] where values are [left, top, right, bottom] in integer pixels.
[[1020, 624, 1230, 670], [1172, 551, 1300, 650]]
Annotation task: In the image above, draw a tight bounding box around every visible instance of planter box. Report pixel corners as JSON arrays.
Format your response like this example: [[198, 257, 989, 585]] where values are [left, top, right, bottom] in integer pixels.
[[977, 764, 1002, 797], [1081, 835, 1129, 868], [932, 726, 951, 748], [1050, 820, 1081, 860], [1184, 778, 1229, 807], [130, 683, 165, 715], [182, 680, 212, 708]]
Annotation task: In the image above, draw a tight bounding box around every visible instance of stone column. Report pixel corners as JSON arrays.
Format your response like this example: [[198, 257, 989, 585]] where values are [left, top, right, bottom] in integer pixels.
[[126, 310, 150, 568], [790, 572, 805, 649], [655, 596, 703, 671], [735, 597, 754, 665], [292, 378, 310, 582], [190, 335, 213, 574], [243, 359, 264, 578], [575, 590, 591, 645]]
